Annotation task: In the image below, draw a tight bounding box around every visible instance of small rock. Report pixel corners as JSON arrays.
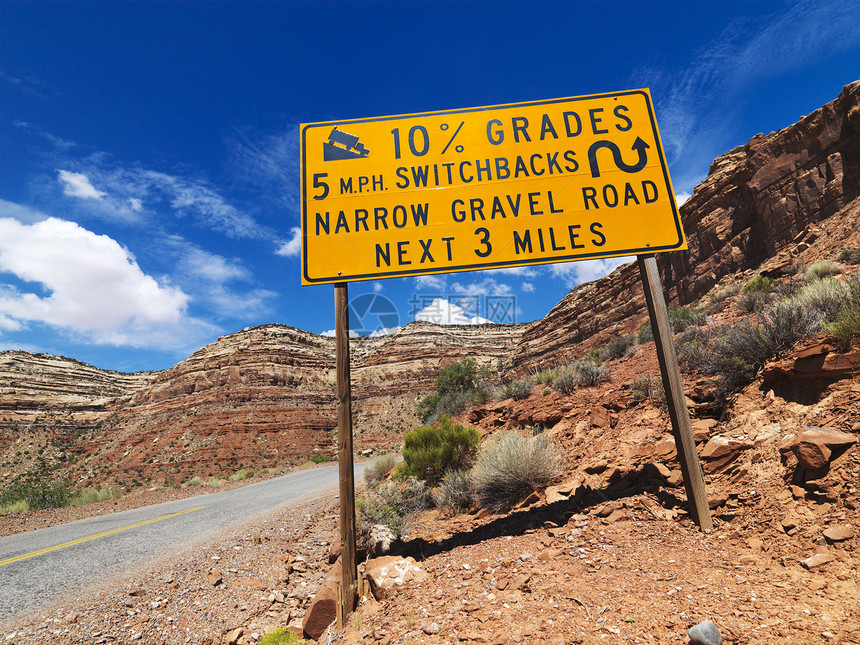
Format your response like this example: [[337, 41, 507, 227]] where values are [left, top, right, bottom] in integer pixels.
[[208, 570, 223, 587], [422, 622, 440, 635], [823, 525, 855, 542], [688, 620, 722, 645], [801, 552, 835, 570]]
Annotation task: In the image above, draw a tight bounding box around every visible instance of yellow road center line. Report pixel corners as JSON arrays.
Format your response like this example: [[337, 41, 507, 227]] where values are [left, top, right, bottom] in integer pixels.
[[0, 506, 206, 567]]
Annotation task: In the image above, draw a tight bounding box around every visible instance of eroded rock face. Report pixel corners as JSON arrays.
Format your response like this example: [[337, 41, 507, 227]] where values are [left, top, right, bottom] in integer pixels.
[[0, 322, 526, 487], [513, 80, 860, 372]]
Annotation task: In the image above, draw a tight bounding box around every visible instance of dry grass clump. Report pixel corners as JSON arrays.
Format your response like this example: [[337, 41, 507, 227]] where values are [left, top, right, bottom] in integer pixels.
[[472, 431, 565, 512], [364, 454, 398, 487]]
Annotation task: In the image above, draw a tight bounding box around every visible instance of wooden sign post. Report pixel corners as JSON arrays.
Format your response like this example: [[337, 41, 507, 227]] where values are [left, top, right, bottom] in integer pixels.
[[638, 255, 712, 530], [334, 283, 358, 623]]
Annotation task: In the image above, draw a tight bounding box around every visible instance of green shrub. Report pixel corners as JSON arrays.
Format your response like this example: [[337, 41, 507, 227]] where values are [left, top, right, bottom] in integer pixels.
[[667, 306, 706, 333], [472, 432, 565, 512], [436, 357, 478, 395], [438, 468, 474, 512], [743, 275, 780, 294], [229, 468, 256, 482], [805, 260, 843, 281], [637, 322, 653, 344], [181, 476, 204, 488], [259, 626, 307, 645], [601, 334, 635, 360], [416, 393, 440, 424], [499, 378, 531, 401], [307, 454, 333, 464], [364, 454, 398, 487], [0, 479, 72, 511], [401, 416, 480, 485], [838, 248, 860, 264]]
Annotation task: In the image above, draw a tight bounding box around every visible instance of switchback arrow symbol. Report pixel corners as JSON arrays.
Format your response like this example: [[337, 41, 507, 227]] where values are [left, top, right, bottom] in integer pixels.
[[587, 137, 650, 178]]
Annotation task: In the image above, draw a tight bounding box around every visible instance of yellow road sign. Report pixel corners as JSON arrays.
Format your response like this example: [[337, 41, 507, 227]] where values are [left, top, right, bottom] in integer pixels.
[[300, 89, 686, 285]]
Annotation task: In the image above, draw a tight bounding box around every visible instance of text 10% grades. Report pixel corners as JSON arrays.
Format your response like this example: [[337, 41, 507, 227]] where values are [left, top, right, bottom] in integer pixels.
[[391, 121, 465, 159]]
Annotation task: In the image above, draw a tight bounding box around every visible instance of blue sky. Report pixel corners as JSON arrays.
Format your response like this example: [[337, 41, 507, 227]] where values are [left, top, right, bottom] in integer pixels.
[[1, 0, 858, 372]]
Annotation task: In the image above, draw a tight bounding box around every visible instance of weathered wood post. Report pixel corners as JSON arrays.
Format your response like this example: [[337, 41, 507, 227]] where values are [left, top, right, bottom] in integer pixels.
[[334, 282, 358, 624], [637, 255, 712, 531]]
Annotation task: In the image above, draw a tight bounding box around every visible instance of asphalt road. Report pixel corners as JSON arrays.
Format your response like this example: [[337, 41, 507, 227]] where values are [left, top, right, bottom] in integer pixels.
[[0, 462, 366, 625]]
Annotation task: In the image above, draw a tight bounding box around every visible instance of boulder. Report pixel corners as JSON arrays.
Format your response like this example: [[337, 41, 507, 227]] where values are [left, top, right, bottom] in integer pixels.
[[302, 560, 341, 641], [364, 556, 427, 600]]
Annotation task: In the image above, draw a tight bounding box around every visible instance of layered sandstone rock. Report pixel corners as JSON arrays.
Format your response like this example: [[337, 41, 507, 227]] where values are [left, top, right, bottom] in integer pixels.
[[513, 80, 860, 372]]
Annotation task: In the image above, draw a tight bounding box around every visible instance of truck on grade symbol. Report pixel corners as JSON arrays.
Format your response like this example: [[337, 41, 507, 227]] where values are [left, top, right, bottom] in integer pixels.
[[324, 127, 370, 161]]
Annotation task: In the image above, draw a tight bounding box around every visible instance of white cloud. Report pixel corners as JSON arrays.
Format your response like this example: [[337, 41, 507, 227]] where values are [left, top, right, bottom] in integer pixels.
[[414, 274, 447, 290], [57, 170, 106, 200], [0, 198, 49, 224], [675, 192, 692, 207], [549, 256, 634, 288], [276, 227, 302, 257], [176, 246, 250, 283], [414, 298, 491, 326], [128, 198, 143, 212], [450, 278, 513, 298], [521, 282, 535, 293], [0, 213, 215, 348], [320, 329, 358, 338]]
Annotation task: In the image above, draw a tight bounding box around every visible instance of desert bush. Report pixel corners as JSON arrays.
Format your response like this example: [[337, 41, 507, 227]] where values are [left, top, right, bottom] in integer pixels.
[[743, 275, 780, 294], [71, 486, 123, 505], [181, 476, 204, 488], [401, 416, 480, 485], [601, 334, 635, 360], [229, 468, 255, 482], [791, 277, 850, 322], [571, 358, 610, 387], [711, 283, 740, 302], [674, 326, 711, 369], [356, 477, 431, 542], [553, 369, 578, 394], [437, 468, 475, 512], [827, 277, 860, 350], [530, 367, 557, 385], [704, 320, 777, 389], [499, 378, 531, 400], [416, 393, 439, 424], [307, 454, 333, 464], [805, 260, 843, 281], [838, 248, 860, 264], [0, 479, 72, 511], [763, 299, 823, 348], [637, 322, 653, 344], [736, 290, 775, 313], [667, 306, 706, 333], [472, 432, 565, 512], [436, 357, 479, 395], [259, 627, 307, 645], [630, 374, 664, 403], [364, 454, 398, 487]]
